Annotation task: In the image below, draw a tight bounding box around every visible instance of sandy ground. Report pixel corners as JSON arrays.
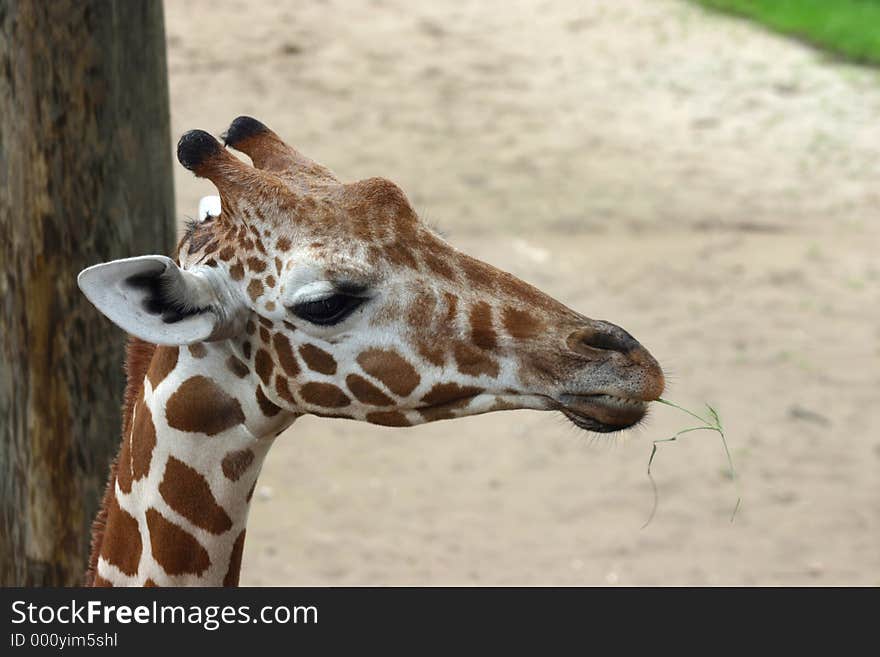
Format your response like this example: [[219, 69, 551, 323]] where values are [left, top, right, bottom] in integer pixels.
[[163, 0, 880, 585]]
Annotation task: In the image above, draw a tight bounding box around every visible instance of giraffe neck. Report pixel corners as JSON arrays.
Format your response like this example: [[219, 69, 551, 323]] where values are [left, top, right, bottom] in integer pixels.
[[88, 338, 295, 586]]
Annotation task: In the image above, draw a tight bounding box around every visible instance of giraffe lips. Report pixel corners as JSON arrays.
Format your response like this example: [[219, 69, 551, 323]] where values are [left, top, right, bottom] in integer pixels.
[[558, 393, 649, 433]]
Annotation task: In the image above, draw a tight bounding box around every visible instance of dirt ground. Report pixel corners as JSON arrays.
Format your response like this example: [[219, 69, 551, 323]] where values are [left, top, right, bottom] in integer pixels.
[[163, 0, 880, 585]]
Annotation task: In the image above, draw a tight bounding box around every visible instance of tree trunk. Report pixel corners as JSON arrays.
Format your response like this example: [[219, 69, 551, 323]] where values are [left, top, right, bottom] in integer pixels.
[[0, 1, 175, 586]]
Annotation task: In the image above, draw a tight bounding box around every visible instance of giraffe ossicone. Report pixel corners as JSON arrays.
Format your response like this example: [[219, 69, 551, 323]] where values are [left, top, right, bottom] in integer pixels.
[[79, 116, 665, 586]]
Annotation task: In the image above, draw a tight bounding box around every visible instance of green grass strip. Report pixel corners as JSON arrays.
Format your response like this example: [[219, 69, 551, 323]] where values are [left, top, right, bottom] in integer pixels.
[[694, 0, 880, 66], [642, 398, 742, 528]]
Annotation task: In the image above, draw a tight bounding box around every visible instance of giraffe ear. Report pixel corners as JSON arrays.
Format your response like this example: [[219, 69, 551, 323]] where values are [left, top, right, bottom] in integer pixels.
[[77, 255, 227, 346]]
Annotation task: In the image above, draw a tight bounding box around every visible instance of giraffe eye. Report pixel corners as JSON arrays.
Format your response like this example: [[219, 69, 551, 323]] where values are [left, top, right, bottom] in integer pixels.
[[290, 294, 365, 326]]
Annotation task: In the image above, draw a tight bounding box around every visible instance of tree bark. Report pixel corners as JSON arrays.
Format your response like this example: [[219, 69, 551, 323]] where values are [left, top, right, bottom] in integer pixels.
[[0, 1, 175, 585]]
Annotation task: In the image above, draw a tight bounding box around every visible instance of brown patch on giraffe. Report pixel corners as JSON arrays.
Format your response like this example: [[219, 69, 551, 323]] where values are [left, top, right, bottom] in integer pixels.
[[247, 278, 264, 301], [203, 240, 219, 255], [366, 245, 384, 266], [226, 355, 249, 378], [166, 376, 246, 435], [259, 326, 270, 343], [254, 349, 274, 386], [502, 306, 544, 340], [282, 320, 297, 332], [356, 349, 421, 397], [350, 213, 373, 241], [420, 382, 484, 406], [458, 254, 495, 291], [299, 382, 351, 408], [188, 343, 207, 359], [146, 346, 178, 389], [245, 320, 256, 335], [230, 261, 245, 281], [422, 251, 456, 280], [144, 578, 159, 587], [407, 289, 436, 328], [393, 209, 419, 239], [276, 236, 291, 251], [469, 301, 497, 350], [418, 405, 462, 422], [383, 243, 419, 270], [99, 496, 142, 577], [265, 301, 276, 312], [224, 530, 247, 587], [490, 397, 520, 412], [275, 375, 296, 404], [256, 385, 282, 416], [266, 275, 276, 288], [204, 258, 218, 268], [272, 333, 301, 377], [93, 574, 113, 587], [242, 341, 252, 360], [366, 411, 411, 427], [247, 256, 267, 273], [454, 342, 500, 378], [130, 393, 156, 482], [298, 343, 337, 375], [418, 384, 482, 421], [274, 257, 283, 276], [222, 449, 255, 482], [346, 374, 394, 406], [116, 427, 133, 494], [219, 245, 236, 261], [443, 292, 459, 323], [258, 313, 273, 327], [416, 340, 446, 367], [494, 268, 557, 312], [145, 508, 211, 576], [122, 336, 156, 422], [160, 456, 233, 534]]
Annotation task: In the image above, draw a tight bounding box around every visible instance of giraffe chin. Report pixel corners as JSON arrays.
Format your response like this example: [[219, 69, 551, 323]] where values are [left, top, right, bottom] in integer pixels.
[[559, 394, 649, 433]]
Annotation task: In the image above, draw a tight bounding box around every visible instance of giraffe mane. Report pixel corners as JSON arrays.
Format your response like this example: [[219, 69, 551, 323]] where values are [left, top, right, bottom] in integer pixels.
[[84, 336, 157, 585]]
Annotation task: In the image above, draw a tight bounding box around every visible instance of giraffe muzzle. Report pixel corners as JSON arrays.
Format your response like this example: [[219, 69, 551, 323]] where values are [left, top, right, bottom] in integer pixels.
[[555, 321, 665, 432], [558, 394, 649, 433]]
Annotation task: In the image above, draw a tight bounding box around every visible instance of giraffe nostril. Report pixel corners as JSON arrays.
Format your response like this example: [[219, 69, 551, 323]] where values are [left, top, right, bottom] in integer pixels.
[[568, 322, 639, 356], [582, 330, 634, 353]]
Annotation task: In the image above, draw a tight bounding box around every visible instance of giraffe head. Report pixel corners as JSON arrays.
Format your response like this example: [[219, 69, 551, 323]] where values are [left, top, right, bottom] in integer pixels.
[[80, 117, 664, 435]]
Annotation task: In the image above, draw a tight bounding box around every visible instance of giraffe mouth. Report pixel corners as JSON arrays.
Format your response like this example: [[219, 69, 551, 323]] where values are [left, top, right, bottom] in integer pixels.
[[558, 393, 649, 433]]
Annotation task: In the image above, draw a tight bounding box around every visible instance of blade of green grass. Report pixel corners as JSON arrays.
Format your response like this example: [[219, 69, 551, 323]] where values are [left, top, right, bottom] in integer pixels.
[[642, 398, 742, 528]]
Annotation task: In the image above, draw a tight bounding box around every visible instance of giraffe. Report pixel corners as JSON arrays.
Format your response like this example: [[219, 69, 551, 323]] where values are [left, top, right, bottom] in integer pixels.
[[77, 117, 665, 586]]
